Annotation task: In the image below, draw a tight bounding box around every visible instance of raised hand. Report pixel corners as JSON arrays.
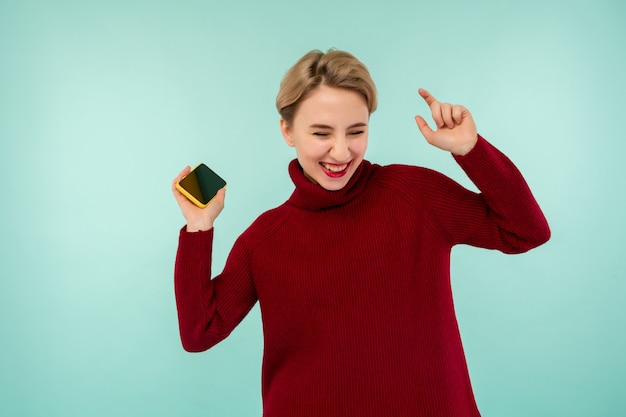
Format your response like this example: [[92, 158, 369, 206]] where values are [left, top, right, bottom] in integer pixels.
[[172, 166, 226, 232], [414, 88, 478, 156]]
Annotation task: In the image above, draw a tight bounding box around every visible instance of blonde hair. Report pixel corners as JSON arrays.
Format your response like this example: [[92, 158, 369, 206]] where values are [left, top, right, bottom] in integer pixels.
[[276, 49, 378, 125]]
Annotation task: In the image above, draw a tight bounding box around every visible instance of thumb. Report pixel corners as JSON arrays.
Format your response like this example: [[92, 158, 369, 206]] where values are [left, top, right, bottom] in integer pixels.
[[213, 187, 227, 205], [414, 115, 435, 143]]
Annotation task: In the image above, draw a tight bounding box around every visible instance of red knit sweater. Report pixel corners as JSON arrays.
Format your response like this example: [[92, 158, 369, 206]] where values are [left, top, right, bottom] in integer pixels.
[[174, 135, 550, 416]]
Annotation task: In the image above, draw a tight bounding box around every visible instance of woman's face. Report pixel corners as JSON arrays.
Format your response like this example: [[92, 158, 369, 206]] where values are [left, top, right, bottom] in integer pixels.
[[280, 85, 369, 191]]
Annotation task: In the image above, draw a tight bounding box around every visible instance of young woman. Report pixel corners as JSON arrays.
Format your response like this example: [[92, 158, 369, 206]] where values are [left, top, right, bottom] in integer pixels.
[[172, 49, 550, 416]]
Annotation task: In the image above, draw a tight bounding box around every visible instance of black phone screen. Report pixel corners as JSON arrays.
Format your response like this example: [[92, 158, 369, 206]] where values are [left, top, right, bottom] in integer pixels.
[[178, 163, 227, 205]]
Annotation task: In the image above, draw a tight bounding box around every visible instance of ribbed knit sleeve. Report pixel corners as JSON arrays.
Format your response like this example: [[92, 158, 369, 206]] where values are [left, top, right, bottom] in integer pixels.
[[420, 135, 550, 253], [174, 227, 257, 352]]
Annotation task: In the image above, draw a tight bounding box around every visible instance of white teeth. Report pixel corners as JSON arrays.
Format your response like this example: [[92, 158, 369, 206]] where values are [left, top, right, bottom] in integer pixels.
[[322, 163, 347, 172]]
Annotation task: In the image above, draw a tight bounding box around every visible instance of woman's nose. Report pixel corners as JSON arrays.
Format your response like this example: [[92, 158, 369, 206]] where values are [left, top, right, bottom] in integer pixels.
[[329, 135, 350, 161]]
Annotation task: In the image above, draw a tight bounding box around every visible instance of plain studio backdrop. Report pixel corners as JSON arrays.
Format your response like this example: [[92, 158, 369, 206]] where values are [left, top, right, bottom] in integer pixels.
[[1, 0, 624, 415]]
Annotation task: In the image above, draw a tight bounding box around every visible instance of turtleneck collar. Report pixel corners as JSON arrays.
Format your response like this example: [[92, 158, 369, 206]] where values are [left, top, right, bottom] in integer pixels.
[[286, 159, 374, 211]]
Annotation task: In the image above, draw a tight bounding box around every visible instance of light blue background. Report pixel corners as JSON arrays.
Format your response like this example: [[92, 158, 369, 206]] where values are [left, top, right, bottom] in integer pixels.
[[1, 0, 624, 415]]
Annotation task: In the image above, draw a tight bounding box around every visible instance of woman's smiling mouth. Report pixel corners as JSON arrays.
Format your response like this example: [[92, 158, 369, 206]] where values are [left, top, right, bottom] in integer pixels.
[[320, 161, 351, 177]]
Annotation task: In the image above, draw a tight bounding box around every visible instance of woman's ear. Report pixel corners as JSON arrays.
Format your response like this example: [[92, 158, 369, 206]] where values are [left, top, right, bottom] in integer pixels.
[[280, 119, 295, 147]]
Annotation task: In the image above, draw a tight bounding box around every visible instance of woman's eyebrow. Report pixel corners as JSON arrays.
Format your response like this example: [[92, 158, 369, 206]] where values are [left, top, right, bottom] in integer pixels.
[[309, 122, 367, 129]]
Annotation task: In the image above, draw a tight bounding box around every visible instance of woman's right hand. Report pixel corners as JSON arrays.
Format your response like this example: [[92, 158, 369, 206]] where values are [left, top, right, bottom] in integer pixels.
[[172, 166, 226, 232]]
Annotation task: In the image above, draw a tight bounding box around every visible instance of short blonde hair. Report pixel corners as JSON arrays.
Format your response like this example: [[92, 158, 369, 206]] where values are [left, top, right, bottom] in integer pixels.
[[276, 49, 377, 125]]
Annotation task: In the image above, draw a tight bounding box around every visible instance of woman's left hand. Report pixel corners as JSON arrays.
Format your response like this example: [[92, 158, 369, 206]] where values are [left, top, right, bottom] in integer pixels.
[[414, 88, 478, 156]]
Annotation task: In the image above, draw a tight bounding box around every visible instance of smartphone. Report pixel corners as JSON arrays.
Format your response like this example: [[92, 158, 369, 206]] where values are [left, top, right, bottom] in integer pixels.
[[176, 163, 227, 208]]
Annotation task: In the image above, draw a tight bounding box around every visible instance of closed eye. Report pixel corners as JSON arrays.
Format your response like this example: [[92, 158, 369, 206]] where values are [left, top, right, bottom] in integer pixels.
[[313, 132, 330, 137], [349, 130, 364, 136]]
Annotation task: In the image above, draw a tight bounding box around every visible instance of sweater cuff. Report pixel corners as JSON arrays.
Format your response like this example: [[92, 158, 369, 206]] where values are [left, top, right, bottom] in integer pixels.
[[178, 225, 214, 249], [176, 225, 215, 275], [452, 134, 488, 163], [452, 134, 511, 173], [180, 225, 214, 235]]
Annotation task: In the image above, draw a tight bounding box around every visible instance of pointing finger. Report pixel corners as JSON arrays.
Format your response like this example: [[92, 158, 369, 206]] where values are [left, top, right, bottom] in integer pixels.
[[418, 88, 437, 106], [431, 100, 444, 128], [419, 88, 445, 128]]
